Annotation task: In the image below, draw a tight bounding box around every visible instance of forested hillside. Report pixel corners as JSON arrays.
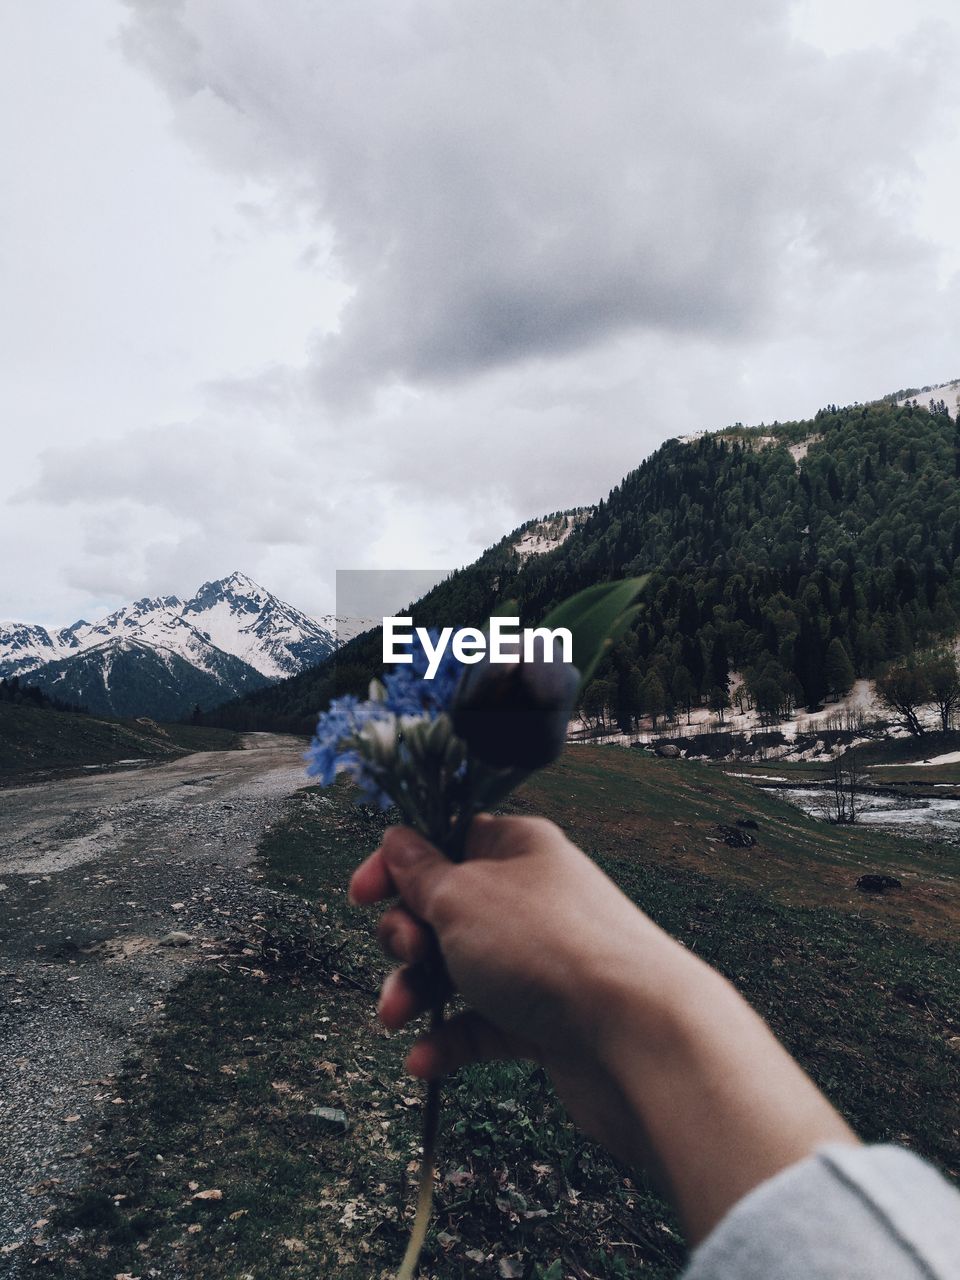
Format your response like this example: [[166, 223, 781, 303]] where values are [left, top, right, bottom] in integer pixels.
[[207, 401, 960, 733]]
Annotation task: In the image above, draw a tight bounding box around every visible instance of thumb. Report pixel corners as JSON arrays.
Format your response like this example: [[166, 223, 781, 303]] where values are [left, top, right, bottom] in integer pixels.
[[380, 825, 456, 925]]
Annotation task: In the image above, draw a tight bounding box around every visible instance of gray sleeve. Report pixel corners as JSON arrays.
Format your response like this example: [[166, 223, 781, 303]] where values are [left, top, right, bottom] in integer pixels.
[[683, 1144, 960, 1280]]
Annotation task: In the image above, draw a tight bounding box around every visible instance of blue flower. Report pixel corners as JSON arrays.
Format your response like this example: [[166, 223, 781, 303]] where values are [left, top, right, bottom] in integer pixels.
[[306, 632, 465, 813], [306, 693, 381, 786], [381, 630, 463, 718]]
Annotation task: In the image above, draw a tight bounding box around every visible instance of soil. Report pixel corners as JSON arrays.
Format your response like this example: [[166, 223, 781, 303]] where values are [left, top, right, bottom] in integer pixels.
[[0, 733, 313, 1262]]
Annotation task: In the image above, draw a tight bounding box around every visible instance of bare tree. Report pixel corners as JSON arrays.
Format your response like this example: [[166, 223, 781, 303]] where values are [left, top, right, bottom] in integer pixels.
[[825, 748, 866, 824], [875, 662, 930, 736], [925, 650, 960, 733], [709, 683, 730, 725]]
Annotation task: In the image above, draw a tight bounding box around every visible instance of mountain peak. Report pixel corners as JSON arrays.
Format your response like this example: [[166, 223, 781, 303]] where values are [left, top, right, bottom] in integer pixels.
[[0, 573, 340, 703], [190, 571, 271, 607], [129, 594, 182, 612], [222, 570, 261, 592]]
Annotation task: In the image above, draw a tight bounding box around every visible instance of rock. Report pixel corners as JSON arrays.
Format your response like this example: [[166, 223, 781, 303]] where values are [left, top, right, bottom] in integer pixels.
[[736, 818, 759, 830], [159, 931, 193, 947], [856, 874, 902, 894], [308, 1106, 349, 1133], [893, 981, 926, 1007], [716, 824, 756, 848], [655, 744, 681, 758]]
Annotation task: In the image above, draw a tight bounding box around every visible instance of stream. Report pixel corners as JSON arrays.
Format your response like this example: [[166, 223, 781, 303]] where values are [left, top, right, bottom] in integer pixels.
[[777, 786, 960, 840]]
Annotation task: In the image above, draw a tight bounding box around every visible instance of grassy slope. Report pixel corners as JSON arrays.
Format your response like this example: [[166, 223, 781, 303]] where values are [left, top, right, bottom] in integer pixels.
[[0, 702, 242, 782], [537, 749, 960, 940], [34, 749, 960, 1279]]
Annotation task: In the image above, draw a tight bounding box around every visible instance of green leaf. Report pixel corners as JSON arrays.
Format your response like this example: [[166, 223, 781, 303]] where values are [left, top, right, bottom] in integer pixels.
[[539, 577, 649, 686], [535, 1263, 564, 1280]]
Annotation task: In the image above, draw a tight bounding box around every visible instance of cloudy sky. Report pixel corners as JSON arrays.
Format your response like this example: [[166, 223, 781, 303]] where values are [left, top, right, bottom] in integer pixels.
[[3, 0, 959, 627]]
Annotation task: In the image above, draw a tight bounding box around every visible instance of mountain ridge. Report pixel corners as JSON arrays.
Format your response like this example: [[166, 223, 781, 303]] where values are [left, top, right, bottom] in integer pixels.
[[201, 395, 960, 734], [0, 573, 345, 720]]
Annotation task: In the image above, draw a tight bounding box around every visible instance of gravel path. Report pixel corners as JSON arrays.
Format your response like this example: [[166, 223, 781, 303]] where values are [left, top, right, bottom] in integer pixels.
[[0, 734, 313, 1264]]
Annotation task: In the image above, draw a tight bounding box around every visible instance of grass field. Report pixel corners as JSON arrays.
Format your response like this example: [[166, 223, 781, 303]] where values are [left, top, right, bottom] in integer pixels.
[[0, 702, 242, 782], [33, 747, 960, 1279]]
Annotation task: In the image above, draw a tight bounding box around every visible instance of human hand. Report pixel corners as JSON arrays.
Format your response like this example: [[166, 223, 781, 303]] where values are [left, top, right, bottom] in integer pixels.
[[350, 813, 858, 1242], [349, 813, 687, 1158]]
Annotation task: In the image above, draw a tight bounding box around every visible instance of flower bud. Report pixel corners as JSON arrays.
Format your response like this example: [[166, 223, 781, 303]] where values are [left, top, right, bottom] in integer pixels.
[[452, 634, 580, 768], [360, 714, 399, 765]]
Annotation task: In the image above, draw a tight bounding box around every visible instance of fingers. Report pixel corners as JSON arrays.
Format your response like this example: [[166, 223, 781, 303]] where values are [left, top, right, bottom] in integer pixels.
[[376, 906, 432, 965], [376, 826, 458, 925], [348, 845, 398, 907], [405, 1010, 533, 1079], [351, 817, 559, 915], [350, 826, 451, 919], [377, 961, 453, 1031]]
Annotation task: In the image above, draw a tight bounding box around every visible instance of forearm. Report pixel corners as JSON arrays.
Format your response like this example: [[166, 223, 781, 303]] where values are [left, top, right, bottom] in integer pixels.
[[359, 819, 860, 1246], [591, 931, 859, 1243]]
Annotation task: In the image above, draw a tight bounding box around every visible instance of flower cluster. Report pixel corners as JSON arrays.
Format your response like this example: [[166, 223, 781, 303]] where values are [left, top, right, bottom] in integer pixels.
[[306, 626, 580, 849], [380, 634, 463, 716], [306, 633, 469, 828]]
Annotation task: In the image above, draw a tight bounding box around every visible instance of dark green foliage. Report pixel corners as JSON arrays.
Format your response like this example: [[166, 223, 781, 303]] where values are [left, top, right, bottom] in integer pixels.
[[26, 642, 271, 722], [824, 638, 855, 699], [0, 674, 86, 713], [877, 649, 960, 735], [210, 402, 960, 730], [925, 650, 960, 733]]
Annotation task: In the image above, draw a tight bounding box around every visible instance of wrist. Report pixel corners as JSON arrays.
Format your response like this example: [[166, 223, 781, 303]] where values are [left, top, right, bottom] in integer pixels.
[[582, 915, 710, 1070], [583, 927, 858, 1242]]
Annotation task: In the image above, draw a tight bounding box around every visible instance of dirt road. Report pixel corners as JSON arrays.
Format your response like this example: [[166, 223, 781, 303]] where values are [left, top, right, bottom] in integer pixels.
[[0, 734, 313, 1260]]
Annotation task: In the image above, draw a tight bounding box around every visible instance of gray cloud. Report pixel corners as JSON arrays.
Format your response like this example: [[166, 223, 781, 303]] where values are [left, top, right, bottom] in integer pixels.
[[5, 1, 960, 629], [118, 0, 946, 398]]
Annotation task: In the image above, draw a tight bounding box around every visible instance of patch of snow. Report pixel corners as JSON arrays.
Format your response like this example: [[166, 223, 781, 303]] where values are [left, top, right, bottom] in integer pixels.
[[317, 615, 379, 644], [513, 512, 587, 562], [186, 596, 290, 677], [870, 750, 960, 768], [896, 379, 960, 419], [726, 772, 789, 782], [788, 434, 822, 466]]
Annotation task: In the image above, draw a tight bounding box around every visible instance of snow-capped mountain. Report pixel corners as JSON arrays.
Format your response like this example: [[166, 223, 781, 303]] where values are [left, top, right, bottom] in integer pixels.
[[180, 571, 341, 679], [0, 573, 352, 720], [0, 619, 85, 678]]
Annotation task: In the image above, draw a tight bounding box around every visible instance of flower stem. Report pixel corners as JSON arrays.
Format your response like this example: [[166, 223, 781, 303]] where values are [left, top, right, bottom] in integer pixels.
[[395, 1004, 444, 1280]]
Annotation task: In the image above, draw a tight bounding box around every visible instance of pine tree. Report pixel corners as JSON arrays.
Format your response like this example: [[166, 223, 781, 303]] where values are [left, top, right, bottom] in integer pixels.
[[641, 673, 666, 731], [824, 638, 855, 700]]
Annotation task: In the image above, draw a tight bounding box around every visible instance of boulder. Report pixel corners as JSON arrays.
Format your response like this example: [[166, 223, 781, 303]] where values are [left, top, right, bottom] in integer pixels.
[[716, 824, 756, 848], [856, 874, 902, 894], [308, 1106, 349, 1133], [655, 743, 681, 758]]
